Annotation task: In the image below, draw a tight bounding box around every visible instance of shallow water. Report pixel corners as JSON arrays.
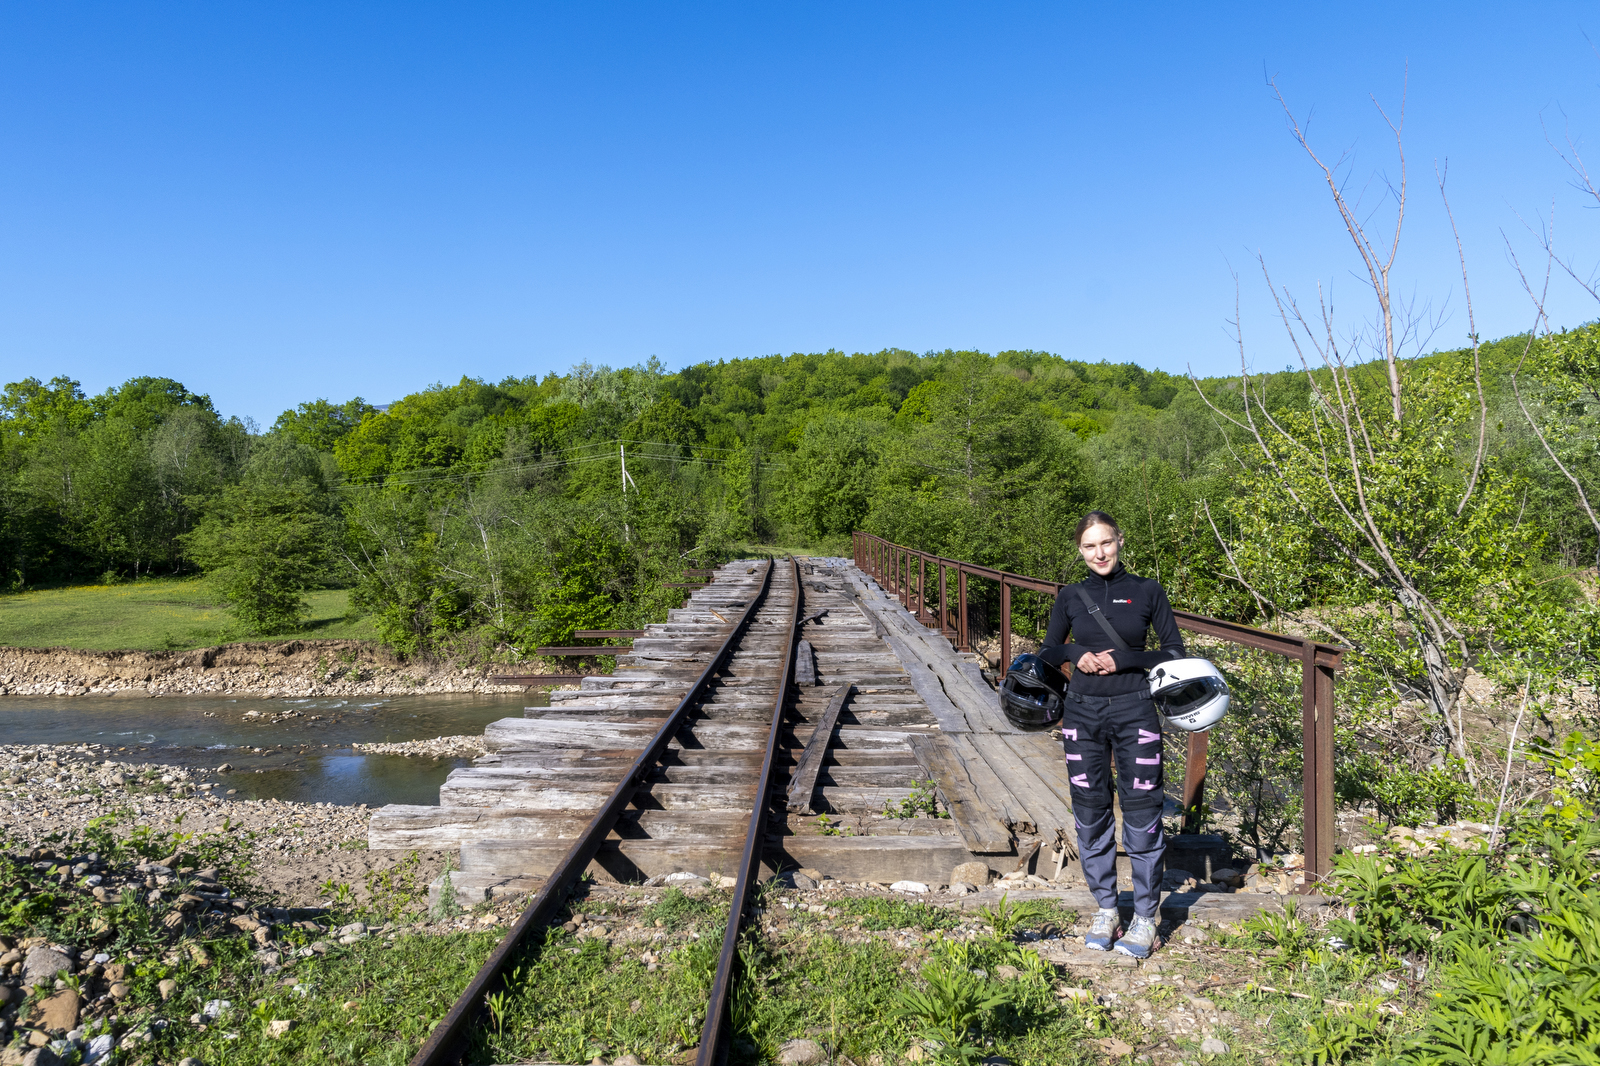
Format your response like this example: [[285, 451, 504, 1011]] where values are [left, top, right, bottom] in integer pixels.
[[0, 691, 551, 806]]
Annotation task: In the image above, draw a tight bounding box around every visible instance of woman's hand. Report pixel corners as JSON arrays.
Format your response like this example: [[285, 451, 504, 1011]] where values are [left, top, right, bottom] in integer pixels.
[[1076, 650, 1119, 674]]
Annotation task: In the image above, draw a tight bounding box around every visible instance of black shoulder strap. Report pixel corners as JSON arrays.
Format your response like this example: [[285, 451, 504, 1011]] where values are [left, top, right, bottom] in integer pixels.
[[1073, 584, 1130, 651]]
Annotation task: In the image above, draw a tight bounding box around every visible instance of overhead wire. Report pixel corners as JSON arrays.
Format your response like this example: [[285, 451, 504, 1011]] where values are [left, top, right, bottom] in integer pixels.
[[336, 437, 787, 491]]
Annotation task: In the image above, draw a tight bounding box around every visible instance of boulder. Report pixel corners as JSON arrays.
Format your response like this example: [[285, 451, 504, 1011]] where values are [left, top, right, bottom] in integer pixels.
[[951, 861, 990, 886], [30, 990, 79, 1033], [21, 948, 70, 987], [1210, 868, 1245, 888]]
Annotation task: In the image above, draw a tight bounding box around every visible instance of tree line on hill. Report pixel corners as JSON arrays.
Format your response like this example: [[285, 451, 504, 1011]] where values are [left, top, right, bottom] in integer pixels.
[[0, 335, 1593, 663]]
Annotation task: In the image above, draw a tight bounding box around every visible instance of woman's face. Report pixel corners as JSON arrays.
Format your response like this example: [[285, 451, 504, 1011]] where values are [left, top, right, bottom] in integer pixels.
[[1078, 523, 1123, 576]]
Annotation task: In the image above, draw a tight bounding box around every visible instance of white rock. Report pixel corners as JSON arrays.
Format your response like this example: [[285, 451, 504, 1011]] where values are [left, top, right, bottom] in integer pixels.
[[84, 1034, 114, 1063], [776, 1038, 827, 1065], [1200, 1037, 1229, 1055], [889, 880, 928, 893]]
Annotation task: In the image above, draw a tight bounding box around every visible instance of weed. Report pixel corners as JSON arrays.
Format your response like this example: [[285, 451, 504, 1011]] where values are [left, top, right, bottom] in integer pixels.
[[1301, 1007, 1394, 1065], [485, 990, 510, 1034], [1240, 898, 1311, 963], [977, 893, 1052, 940], [365, 852, 427, 923], [430, 858, 461, 920], [815, 814, 852, 837], [893, 964, 1011, 1065], [883, 779, 948, 819], [320, 878, 355, 907]]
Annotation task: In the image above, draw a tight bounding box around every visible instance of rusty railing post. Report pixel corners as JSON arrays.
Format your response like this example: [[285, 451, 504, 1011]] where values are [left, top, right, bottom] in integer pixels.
[[957, 567, 970, 651], [1181, 733, 1208, 834], [1312, 651, 1336, 884], [899, 548, 910, 611], [1000, 578, 1012, 677], [921, 550, 934, 617], [938, 560, 949, 640], [1299, 640, 1331, 888]]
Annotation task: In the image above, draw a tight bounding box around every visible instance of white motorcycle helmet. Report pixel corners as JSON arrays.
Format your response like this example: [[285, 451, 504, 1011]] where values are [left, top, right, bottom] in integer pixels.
[[1148, 658, 1230, 733]]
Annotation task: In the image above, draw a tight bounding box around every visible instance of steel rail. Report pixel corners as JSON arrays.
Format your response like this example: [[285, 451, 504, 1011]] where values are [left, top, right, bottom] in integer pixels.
[[696, 555, 802, 1066], [408, 559, 778, 1066]]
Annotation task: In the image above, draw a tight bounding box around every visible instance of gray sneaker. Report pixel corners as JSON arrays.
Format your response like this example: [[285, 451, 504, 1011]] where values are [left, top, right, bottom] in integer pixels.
[[1114, 914, 1161, 958], [1085, 908, 1121, 951]]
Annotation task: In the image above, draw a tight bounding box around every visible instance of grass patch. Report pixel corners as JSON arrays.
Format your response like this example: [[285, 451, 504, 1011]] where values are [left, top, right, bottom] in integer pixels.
[[0, 576, 375, 651], [640, 886, 725, 932], [827, 897, 962, 931], [142, 930, 501, 1066], [476, 911, 1109, 1066]]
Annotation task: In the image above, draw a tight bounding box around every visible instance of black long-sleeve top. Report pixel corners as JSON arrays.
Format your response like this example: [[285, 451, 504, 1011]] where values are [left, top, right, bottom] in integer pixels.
[[1039, 564, 1186, 696]]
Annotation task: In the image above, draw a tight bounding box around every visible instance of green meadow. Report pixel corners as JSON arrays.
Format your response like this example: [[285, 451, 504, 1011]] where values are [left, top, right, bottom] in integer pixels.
[[0, 577, 374, 651]]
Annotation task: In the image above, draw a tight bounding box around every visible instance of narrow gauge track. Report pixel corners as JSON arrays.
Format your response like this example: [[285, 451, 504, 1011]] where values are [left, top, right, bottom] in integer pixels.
[[411, 556, 803, 1066]]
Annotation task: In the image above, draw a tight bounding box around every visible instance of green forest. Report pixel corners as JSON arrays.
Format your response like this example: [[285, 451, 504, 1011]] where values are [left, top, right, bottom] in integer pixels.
[[3, 334, 1596, 657]]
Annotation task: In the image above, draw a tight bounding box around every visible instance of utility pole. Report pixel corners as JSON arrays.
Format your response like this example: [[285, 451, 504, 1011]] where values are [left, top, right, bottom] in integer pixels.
[[621, 443, 637, 541]]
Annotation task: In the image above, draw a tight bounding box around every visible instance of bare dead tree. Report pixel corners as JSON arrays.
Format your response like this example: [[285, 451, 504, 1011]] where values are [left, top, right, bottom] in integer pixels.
[[1191, 82, 1489, 777]]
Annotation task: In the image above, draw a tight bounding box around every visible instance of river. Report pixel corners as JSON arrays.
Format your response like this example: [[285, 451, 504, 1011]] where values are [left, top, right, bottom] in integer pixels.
[[0, 691, 550, 807]]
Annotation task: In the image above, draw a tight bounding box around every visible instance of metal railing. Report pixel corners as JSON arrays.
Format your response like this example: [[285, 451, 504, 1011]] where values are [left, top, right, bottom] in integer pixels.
[[852, 531, 1343, 886]]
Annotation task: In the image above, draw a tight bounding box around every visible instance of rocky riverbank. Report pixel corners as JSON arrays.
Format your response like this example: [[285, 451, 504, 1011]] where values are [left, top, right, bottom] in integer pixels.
[[0, 743, 451, 909], [0, 641, 567, 698]]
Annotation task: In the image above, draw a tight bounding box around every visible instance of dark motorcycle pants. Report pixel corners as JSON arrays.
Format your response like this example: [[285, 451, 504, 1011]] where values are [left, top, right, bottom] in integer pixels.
[[1061, 689, 1166, 917]]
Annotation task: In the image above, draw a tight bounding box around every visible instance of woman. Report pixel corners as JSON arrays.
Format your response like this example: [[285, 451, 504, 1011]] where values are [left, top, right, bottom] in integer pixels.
[[1039, 510, 1184, 958]]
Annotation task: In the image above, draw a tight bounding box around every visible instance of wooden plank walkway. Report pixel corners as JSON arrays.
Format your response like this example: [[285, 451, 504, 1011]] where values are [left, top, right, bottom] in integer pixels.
[[367, 556, 1234, 903]]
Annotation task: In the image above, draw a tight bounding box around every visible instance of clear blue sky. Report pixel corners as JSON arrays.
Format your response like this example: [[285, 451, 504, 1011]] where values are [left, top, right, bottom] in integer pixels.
[[4, 2, 1600, 425]]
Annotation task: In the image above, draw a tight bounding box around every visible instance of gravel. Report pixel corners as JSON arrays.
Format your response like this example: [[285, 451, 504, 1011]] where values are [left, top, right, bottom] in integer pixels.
[[0, 742, 452, 908], [0, 640, 558, 698]]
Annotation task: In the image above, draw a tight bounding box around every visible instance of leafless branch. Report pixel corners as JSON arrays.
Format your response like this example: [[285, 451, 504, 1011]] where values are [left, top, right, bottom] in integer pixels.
[[1436, 161, 1488, 514], [1505, 229, 1600, 565], [1270, 73, 1406, 422]]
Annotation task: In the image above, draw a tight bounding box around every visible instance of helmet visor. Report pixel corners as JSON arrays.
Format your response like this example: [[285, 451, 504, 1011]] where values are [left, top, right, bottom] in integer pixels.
[[1154, 677, 1226, 714]]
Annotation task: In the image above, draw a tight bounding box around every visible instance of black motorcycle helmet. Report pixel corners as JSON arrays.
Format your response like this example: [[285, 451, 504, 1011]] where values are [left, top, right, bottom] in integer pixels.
[[999, 653, 1065, 730]]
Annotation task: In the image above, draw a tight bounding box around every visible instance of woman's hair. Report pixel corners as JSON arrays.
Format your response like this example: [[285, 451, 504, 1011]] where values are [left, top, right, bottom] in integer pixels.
[[1075, 510, 1122, 545]]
